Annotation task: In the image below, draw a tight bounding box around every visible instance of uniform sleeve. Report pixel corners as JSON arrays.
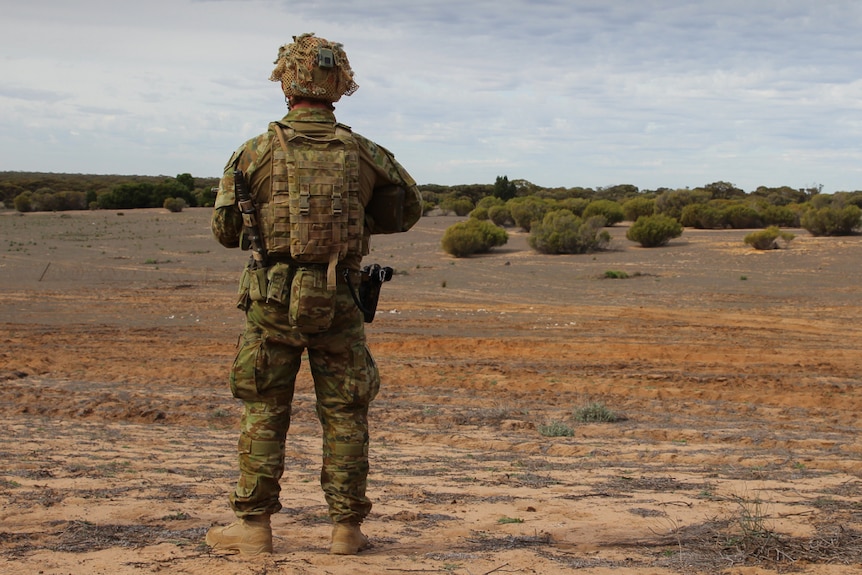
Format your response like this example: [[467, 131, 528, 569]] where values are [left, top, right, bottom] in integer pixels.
[[354, 133, 422, 233], [211, 148, 244, 248]]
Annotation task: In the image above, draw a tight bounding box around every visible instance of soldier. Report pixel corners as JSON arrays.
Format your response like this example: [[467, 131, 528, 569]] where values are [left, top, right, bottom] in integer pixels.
[[207, 33, 422, 556]]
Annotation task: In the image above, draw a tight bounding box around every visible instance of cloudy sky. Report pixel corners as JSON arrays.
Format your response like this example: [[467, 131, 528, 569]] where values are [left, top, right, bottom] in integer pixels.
[[2, 0, 862, 192]]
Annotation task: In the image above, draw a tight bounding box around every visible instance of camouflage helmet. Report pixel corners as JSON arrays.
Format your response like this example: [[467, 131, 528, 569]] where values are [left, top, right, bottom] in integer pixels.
[[270, 33, 359, 103]]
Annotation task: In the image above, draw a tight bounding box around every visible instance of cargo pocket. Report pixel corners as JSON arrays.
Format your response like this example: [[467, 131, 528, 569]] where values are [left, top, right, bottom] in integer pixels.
[[288, 267, 336, 333], [230, 329, 299, 401], [346, 342, 380, 406], [230, 329, 264, 401]]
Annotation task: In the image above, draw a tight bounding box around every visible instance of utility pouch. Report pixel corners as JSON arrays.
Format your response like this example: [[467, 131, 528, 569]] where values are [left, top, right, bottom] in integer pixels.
[[247, 267, 268, 302], [289, 266, 335, 333], [265, 262, 294, 304], [236, 268, 252, 310]]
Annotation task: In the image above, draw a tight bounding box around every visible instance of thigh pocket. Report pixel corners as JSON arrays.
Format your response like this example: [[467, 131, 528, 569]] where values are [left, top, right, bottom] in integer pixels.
[[230, 330, 297, 400], [348, 343, 380, 405]]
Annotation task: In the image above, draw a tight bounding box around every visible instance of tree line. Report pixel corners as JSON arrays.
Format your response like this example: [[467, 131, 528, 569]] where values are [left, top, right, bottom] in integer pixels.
[[0, 172, 219, 212], [432, 176, 862, 257], [3, 172, 861, 240]]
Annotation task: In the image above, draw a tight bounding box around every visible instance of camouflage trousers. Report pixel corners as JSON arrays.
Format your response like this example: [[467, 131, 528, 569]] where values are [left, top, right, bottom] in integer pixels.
[[227, 271, 380, 524]]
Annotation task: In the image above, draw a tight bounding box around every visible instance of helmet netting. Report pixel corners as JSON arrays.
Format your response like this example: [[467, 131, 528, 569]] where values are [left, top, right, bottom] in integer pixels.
[[270, 33, 359, 103]]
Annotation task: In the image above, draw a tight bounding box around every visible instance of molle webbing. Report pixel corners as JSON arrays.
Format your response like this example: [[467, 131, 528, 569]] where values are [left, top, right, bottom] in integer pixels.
[[261, 123, 363, 289]]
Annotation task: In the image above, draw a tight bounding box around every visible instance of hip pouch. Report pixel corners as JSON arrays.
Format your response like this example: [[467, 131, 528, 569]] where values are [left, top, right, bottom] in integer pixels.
[[289, 266, 335, 333]]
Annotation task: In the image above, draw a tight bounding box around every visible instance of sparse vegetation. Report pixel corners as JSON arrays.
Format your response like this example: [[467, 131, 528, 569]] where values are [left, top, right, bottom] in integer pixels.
[[573, 401, 622, 423], [538, 421, 575, 437]]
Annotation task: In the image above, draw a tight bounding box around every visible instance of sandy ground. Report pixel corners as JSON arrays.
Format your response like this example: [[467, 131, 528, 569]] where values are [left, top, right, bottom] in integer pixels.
[[1, 207, 861, 575]]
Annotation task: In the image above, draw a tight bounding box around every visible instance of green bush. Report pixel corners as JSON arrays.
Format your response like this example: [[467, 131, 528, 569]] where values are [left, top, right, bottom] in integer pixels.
[[626, 214, 683, 247], [744, 226, 795, 250], [573, 401, 622, 423], [469, 206, 489, 220], [583, 199, 624, 226], [655, 188, 710, 220], [487, 204, 514, 227], [760, 204, 800, 227], [800, 205, 862, 236], [538, 421, 574, 437], [13, 192, 32, 212], [163, 197, 187, 212], [680, 203, 724, 229], [441, 219, 508, 257], [507, 196, 554, 232], [557, 197, 590, 217], [622, 197, 655, 222], [722, 204, 763, 229], [438, 196, 474, 216], [528, 210, 610, 254]]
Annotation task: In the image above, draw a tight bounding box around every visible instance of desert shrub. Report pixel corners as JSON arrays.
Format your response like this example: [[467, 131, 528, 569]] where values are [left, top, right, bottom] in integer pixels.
[[163, 197, 187, 212], [603, 270, 629, 279], [476, 196, 505, 210], [760, 204, 800, 227], [13, 192, 32, 212], [487, 204, 514, 227], [680, 203, 724, 229], [557, 197, 590, 217], [655, 188, 710, 220], [722, 204, 763, 229], [469, 206, 489, 220], [583, 199, 624, 226], [744, 226, 795, 250], [626, 214, 683, 247], [507, 196, 554, 232], [538, 421, 574, 437], [528, 210, 610, 254], [800, 205, 862, 236], [441, 219, 508, 257], [438, 196, 474, 216], [573, 401, 622, 423], [622, 196, 655, 222]]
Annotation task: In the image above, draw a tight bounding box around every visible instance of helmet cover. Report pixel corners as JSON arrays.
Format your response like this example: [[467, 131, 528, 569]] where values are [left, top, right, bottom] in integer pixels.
[[270, 33, 359, 102]]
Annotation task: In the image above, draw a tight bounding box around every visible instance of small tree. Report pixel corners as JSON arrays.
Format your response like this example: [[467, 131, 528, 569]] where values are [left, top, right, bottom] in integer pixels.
[[626, 214, 683, 247], [441, 219, 508, 257], [493, 175, 517, 201]]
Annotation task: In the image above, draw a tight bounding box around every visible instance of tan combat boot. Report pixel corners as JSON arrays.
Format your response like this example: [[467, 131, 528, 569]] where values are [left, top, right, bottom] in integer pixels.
[[330, 523, 370, 555], [205, 514, 273, 555]]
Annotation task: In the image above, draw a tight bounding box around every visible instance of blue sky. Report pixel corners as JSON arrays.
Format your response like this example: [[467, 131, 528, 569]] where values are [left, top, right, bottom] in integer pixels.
[[2, 0, 862, 192]]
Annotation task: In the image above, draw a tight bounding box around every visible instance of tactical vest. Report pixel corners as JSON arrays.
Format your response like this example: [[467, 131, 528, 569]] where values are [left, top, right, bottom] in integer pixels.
[[259, 122, 365, 289]]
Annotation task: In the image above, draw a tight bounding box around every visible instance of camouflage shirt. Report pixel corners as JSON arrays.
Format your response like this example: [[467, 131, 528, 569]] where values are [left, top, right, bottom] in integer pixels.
[[212, 108, 422, 270]]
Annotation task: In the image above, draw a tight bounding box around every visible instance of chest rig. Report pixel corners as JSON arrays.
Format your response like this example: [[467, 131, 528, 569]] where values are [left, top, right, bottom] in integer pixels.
[[260, 121, 365, 290]]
